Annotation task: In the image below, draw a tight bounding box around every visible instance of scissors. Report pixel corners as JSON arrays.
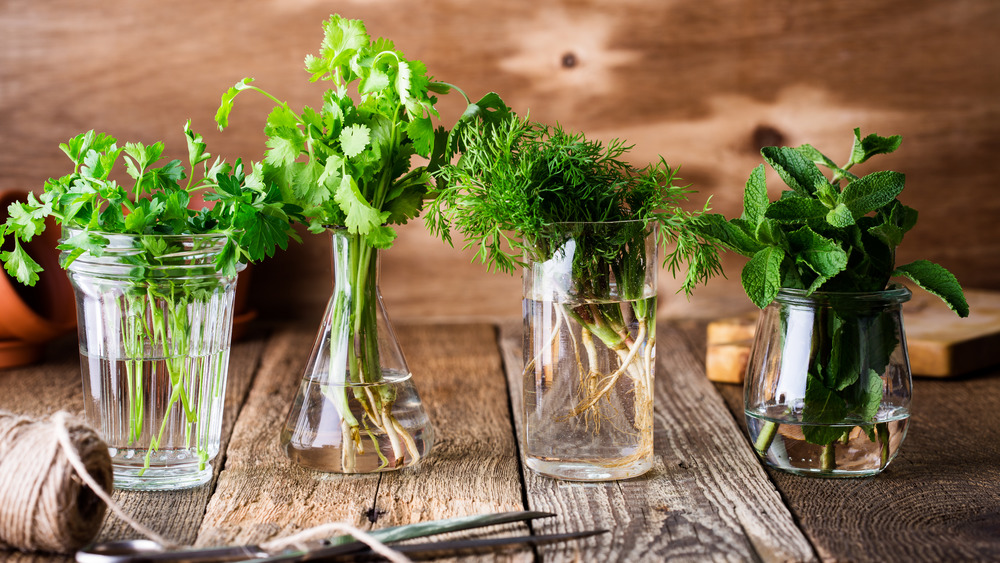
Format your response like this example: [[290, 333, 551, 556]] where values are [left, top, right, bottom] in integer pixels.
[[76, 511, 606, 563]]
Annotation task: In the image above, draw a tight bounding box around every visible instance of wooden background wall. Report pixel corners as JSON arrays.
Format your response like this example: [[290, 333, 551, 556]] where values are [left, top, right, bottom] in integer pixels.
[[2, 0, 997, 323]]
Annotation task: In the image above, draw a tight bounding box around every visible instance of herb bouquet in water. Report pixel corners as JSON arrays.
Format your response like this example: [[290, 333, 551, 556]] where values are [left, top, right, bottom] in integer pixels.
[[217, 15, 485, 473], [0, 124, 302, 489], [427, 113, 721, 480], [696, 129, 969, 476]]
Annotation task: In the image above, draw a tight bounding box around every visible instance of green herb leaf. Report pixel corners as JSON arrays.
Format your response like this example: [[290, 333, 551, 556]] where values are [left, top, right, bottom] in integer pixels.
[[838, 171, 905, 219], [335, 174, 388, 234], [801, 373, 850, 445], [741, 164, 768, 227], [761, 146, 828, 197], [850, 128, 902, 165], [786, 226, 848, 287], [765, 196, 829, 223], [741, 246, 785, 308], [339, 124, 371, 159], [825, 203, 855, 227], [893, 260, 970, 317], [215, 78, 255, 130], [0, 239, 43, 286]]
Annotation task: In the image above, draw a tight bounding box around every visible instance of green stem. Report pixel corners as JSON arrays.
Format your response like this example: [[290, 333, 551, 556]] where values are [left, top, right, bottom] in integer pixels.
[[876, 422, 890, 469], [754, 421, 779, 456], [820, 443, 836, 472]]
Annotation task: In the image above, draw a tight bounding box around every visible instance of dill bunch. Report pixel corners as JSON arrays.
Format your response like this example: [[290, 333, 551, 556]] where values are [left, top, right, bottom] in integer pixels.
[[426, 112, 721, 295]]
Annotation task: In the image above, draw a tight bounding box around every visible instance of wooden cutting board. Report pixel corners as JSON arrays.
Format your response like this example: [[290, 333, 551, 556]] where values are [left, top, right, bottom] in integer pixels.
[[705, 288, 1000, 382]]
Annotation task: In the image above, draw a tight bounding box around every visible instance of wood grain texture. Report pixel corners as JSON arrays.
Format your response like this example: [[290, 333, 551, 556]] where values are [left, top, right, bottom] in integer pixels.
[[695, 320, 1000, 562], [0, 332, 265, 561], [196, 323, 533, 562], [498, 321, 815, 562], [1, 0, 997, 323]]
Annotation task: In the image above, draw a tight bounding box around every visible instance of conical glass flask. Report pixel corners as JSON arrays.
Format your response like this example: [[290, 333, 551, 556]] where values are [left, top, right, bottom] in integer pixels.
[[280, 228, 434, 473]]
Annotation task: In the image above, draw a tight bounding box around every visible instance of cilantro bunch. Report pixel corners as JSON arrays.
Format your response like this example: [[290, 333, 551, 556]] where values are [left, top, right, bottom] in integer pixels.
[[215, 14, 457, 247], [695, 129, 969, 469], [0, 121, 303, 284], [214, 14, 481, 471]]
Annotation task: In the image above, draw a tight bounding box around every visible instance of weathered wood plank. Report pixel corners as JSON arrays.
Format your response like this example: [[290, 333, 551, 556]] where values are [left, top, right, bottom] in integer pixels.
[[0, 331, 266, 561], [698, 321, 1000, 562], [197, 322, 532, 561], [2, 0, 998, 325], [499, 320, 815, 562]]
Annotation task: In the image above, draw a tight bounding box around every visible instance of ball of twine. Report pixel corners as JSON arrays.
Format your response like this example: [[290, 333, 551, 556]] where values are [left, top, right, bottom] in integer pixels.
[[0, 410, 113, 554]]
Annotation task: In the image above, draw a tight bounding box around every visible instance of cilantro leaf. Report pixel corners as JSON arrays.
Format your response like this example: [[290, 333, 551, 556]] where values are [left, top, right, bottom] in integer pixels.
[[335, 174, 389, 234], [339, 124, 371, 159]]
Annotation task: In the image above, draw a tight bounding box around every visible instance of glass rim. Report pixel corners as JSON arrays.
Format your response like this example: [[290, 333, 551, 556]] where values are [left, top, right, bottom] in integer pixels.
[[775, 284, 912, 305], [61, 227, 232, 241]]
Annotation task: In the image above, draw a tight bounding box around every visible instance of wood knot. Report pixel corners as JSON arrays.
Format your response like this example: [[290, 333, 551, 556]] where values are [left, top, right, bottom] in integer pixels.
[[561, 52, 578, 69], [366, 506, 386, 523], [751, 125, 785, 151]]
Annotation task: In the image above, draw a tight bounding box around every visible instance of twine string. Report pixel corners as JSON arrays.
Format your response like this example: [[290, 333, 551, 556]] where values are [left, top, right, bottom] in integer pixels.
[[0, 410, 410, 561]]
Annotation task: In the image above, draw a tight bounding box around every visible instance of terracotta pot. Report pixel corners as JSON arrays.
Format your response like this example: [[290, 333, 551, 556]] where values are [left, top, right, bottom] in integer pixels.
[[0, 189, 76, 367]]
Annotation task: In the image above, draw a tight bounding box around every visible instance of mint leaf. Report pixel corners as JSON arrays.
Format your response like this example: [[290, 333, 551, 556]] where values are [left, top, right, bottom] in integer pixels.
[[761, 146, 828, 197], [741, 164, 768, 227], [765, 196, 828, 223], [850, 128, 902, 165], [893, 260, 970, 317], [801, 373, 849, 445], [741, 246, 785, 308], [694, 214, 762, 257], [857, 369, 884, 421], [786, 226, 848, 282], [825, 203, 855, 227], [839, 171, 905, 218]]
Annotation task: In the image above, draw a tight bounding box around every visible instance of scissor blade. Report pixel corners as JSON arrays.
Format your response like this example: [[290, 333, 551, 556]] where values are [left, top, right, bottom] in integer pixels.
[[392, 529, 609, 559], [254, 511, 557, 562], [285, 529, 607, 562], [355, 510, 556, 545]]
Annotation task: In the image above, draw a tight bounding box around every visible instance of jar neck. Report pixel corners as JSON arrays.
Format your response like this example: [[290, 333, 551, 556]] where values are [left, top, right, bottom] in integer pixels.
[[774, 286, 912, 313], [330, 229, 381, 297]]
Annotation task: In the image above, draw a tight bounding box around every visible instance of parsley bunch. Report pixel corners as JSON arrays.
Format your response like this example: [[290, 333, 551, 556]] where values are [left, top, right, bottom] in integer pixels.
[[0, 121, 303, 284]]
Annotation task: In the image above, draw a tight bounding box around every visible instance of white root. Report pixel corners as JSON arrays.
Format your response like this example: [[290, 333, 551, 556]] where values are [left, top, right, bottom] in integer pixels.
[[570, 320, 648, 416]]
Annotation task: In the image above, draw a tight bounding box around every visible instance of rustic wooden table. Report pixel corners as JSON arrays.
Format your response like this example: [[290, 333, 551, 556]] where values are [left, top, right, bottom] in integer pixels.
[[2, 319, 999, 562]]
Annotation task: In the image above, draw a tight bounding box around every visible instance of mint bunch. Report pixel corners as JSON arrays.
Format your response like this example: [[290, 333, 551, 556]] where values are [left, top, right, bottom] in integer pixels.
[[698, 128, 968, 316], [697, 129, 970, 466]]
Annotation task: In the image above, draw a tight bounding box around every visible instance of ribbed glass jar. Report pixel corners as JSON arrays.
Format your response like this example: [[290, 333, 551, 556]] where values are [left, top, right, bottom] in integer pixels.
[[63, 229, 243, 490], [744, 286, 913, 477]]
